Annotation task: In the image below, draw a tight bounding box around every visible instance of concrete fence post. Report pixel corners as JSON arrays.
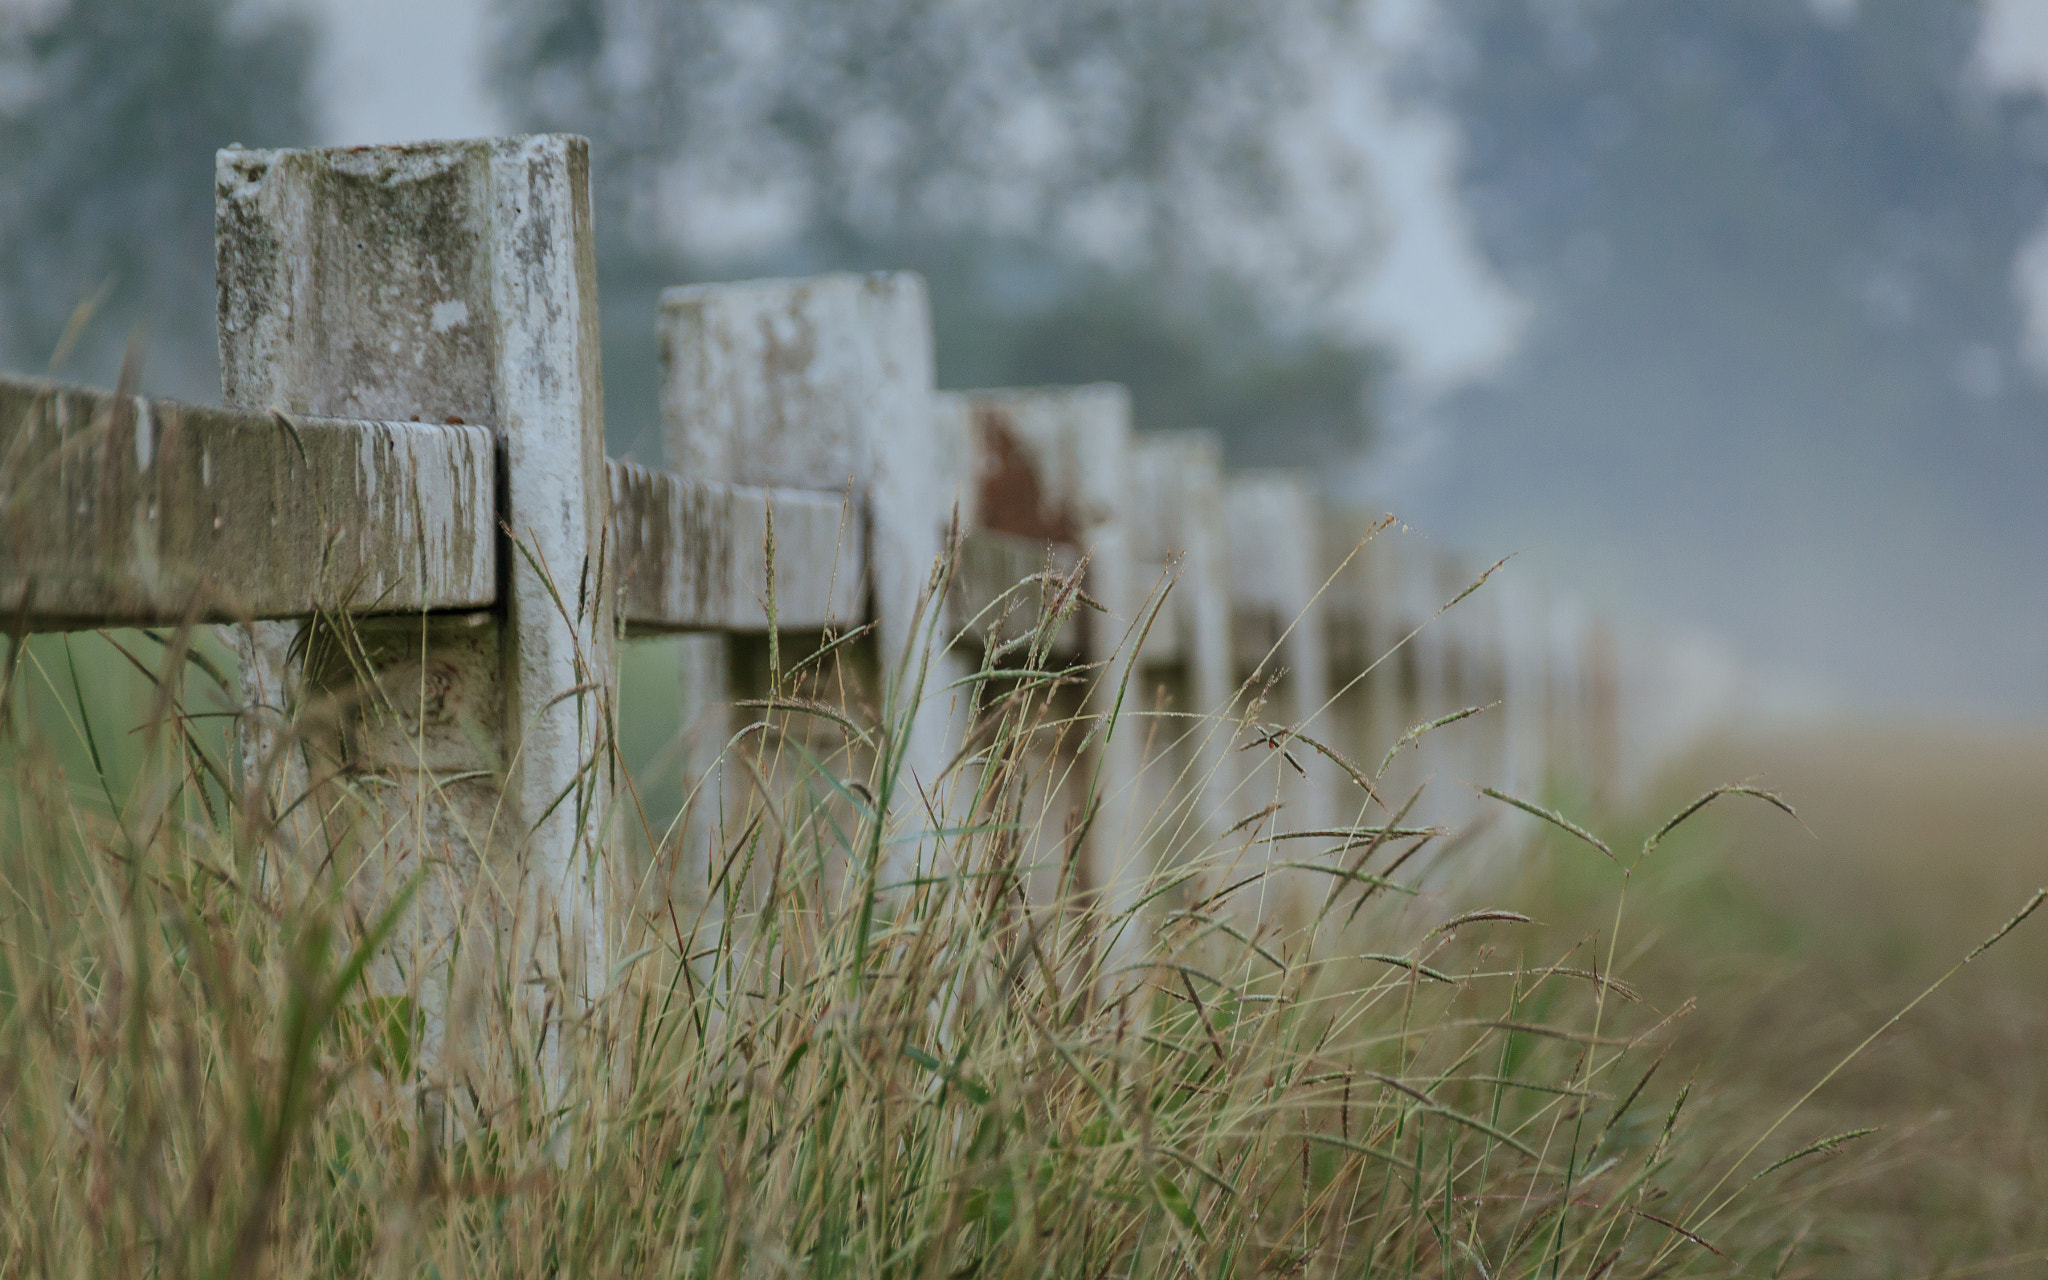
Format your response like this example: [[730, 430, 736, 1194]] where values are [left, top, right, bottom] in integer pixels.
[[1223, 472, 1335, 928], [215, 135, 615, 1081], [1544, 597, 1592, 793], [1130, 433, 1237, 864], [657, 274, 957, 885], [1434, 555, 1493, 832], [937, 387, 1146, 987], [1496, 578, 1553, 809], [946, 387, 1146, 987], [1382, 538, 1451, 824], [1322, 510, 1403, 823]]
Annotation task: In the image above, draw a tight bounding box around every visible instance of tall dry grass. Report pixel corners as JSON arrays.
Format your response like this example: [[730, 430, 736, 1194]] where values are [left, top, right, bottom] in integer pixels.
[[0, 553, 2030, 1278]]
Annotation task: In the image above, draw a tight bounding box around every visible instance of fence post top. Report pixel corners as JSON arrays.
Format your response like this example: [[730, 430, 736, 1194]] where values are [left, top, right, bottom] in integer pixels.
[[214, 135, 595, 218], [1135, 427, 1222, 455], [216, 131, 601, 430], [658, 271, 929, 313], [953, 383, 1133, 536], [657, 269, 937, 500], [1222, 469, 1324, 521], [1133, 429, 1224, 483], [953, 382, 1131, 417], [217, 132, 591, 167], [1127, 431, 1225, 563]]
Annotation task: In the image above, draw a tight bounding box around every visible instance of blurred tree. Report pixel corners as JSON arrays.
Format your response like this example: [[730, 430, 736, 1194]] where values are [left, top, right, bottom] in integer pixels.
[[0, 0, 317, 399], [488, 0, 1399, 463]]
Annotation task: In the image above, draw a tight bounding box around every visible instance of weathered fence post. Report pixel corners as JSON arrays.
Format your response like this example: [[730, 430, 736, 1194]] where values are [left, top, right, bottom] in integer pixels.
[[942, 386, 1149, 990], [1323, 508, 1404, 820], [1130, 432, 1237, 864], [1545, 597, 1591, 796], [658, 274, 956, 884], [215, 135, 615, 1082], [1378, 536, 1451, 824], [1584, 617, 1622, 800], [1223, 472, 1335, 927], [1496, 577, 1552, 814], [1431, 555, 1491, 834]]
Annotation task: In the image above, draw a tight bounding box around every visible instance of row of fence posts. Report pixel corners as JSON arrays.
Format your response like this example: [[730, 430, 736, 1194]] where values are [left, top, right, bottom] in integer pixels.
[[0, 133, 1738, 1091]]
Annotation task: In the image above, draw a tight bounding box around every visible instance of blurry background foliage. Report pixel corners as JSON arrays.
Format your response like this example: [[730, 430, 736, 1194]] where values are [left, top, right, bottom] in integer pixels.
[[0, 0, 315, 402], [0, 0, 1392, 465], [14, 0, 2048, 711], [488, 0, 1396, 465]]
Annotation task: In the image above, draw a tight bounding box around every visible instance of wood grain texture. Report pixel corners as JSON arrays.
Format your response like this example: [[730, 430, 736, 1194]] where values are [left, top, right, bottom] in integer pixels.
[[609, 460, 866, 632], [0, 375, 495, 628]]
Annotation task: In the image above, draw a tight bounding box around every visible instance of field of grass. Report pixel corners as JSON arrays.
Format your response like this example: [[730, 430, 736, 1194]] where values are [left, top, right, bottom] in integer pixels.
[[1, 619, 2042, 1276], [1526, 720, 2048, 1276]]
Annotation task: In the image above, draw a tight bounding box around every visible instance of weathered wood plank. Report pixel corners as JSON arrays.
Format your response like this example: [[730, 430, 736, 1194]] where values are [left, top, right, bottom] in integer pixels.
[[0, 375, 495, 629], [608, 459, 867, 633]]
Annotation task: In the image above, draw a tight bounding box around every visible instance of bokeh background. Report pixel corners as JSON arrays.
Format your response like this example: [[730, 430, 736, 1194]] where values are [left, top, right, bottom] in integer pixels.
[[9, 0, 2048, 720]]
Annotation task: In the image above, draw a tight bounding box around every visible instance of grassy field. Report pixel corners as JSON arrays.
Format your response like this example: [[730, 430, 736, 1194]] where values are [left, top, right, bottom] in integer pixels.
[[1528, 719, 2048, 1276], [2, 621, 2044, 1276]]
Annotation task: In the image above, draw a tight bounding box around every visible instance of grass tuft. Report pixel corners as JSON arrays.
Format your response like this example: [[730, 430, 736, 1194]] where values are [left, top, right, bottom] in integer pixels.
[[0, 564, 2031, 1277]]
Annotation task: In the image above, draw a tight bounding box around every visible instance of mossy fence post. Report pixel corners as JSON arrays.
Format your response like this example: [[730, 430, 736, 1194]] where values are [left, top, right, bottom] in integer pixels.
[[214, 135, 616, 1088]]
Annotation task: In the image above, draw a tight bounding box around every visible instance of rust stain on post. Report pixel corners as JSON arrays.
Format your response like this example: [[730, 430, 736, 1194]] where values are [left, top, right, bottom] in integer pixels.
[[973, 405, 1079, 544]]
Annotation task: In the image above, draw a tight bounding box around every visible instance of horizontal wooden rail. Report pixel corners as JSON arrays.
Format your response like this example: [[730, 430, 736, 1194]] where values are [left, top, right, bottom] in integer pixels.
[[608, 460, 867, 633], [0, 375, 496, 629]]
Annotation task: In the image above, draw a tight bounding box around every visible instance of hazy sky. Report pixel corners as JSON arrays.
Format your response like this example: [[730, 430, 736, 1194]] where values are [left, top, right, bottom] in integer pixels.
[[1407, 0, 2048, 720]]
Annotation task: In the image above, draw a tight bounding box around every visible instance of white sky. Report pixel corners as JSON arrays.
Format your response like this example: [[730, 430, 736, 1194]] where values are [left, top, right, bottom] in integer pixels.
[[1974, 0, 2048, 379], [1974, 0, 2048, 96]]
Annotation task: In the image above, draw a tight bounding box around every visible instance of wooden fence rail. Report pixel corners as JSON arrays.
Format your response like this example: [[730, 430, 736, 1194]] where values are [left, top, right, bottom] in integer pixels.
[[0, 132, 1737, 1074]]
